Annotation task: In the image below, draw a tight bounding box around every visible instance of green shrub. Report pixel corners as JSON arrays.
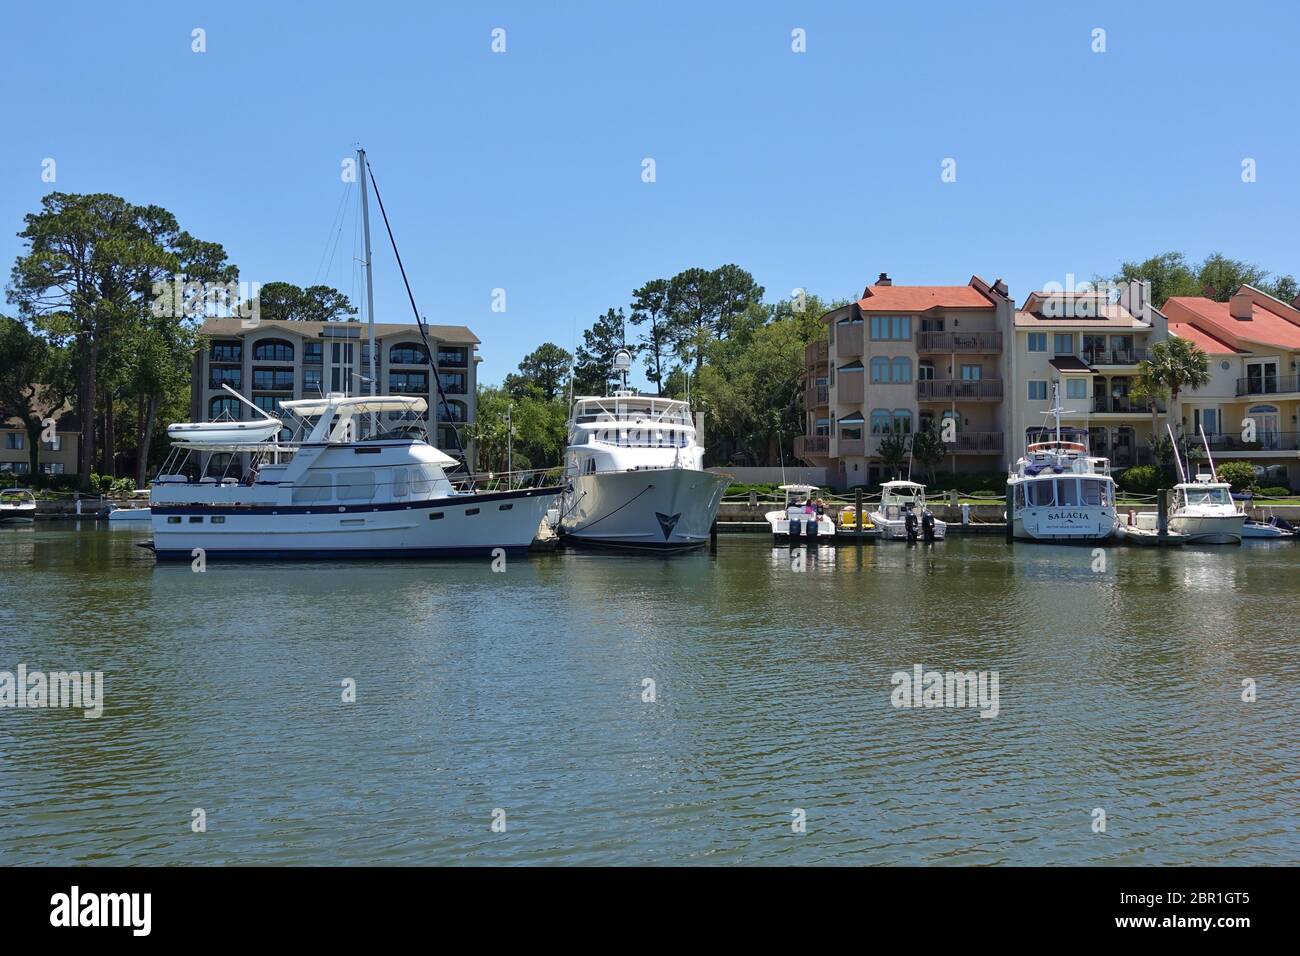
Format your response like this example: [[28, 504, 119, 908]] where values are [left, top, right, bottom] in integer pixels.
[[109, 477, 137, 496], [1214, 460, 1258, 493], [1257, 486, 1292, 498], [1117, 465, 1160, 495]]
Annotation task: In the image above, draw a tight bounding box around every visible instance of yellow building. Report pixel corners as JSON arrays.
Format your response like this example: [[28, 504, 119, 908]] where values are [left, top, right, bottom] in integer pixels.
[[0, 406, 80, 479]]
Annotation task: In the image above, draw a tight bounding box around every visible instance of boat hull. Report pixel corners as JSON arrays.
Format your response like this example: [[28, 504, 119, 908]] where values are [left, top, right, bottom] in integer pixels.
[[1170, 513, 1246, 545], [560, 468, 730, 551], [871, 514, 947, 540], [148, 486, 560, 560], [1012, 507, 1117, 542]]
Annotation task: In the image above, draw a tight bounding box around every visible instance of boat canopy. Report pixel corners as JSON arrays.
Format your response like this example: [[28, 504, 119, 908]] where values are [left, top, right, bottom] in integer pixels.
[[778, 483, 820, 493], [881, 480, 925, 491], [281, 395, 428, 416]]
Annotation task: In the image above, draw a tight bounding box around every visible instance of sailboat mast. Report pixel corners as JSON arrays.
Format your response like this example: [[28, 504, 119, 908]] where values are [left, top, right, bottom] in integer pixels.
[[358, 146, 378, 434]]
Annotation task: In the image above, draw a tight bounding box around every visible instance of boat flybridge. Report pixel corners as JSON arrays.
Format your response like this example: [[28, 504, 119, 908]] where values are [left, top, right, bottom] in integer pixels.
[[1007, 386, 1118, 543], [870, 480, 946, 541], [147, 392, 561, 560], [557, 349, 730, 550]]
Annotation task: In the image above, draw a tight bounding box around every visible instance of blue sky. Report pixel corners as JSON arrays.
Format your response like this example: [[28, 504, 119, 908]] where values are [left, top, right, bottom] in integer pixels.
[[3, 1, 1297, 386]]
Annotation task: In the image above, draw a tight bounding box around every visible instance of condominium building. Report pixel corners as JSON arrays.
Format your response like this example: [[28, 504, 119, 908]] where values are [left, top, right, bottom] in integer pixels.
[[796, 273, 1015, 487], [1162, 285, 1300, 487], [0, 406, 79, 478], [192, 318, 480, 468], [1007, 280, 1167, 469]]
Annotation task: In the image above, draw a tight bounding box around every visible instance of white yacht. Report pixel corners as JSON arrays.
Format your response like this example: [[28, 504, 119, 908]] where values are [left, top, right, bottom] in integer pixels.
[[870, 480, 946, 540], [0, 488, 37, 524], [1127, 426, 1246, 545], [147, 393, 560, 560], [557, 352, 730, 551], [764, 484, 835, 540], [1007, 391, 1118, 543], [1130, 474, 1245, 544]]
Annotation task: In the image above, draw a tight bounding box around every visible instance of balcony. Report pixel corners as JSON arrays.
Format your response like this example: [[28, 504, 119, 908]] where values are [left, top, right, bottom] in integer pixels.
[[943, 431, 1004, 454], [794, 435, 830, 459], [805, 340, 828, 366], [1236, 373, 1300, 397], [1108, 446, 1155, 468], [916, 330, 1002, 352], [1203, 431, 1300, 452], [837, 437, 866, 457], [1092, 395, 1164, 415], [836, 324, 864, 357], [805, 383, 829, 408], [1083, 347, 1146, 366], [917, 379, 1003, 401], [836, 374, 865, 404]]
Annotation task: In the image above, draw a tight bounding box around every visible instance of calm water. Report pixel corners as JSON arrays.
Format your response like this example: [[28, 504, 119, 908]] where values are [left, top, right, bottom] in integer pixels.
[[1, 523, 1297, 866]]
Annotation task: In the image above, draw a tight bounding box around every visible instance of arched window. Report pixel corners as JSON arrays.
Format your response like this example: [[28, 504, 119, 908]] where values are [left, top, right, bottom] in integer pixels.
[[870, 357, 890, 383], [870, 410, 893, 434], [389, 343, 430, 365], [209, 397, 241, 420], [436, 400, 467, 423], [891, 357, 912, 383], [252, 338, 294, 362], [892, 410, 912, 434]]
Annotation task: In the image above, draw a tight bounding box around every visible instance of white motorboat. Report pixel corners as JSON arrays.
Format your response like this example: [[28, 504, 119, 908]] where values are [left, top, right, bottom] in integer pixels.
[[1131, 475, 1245, 544], [870, 480, 946, 540], [147, 393, 560, 560], [764, 484, 835, 540], [557, 351, 730, 551], [1129, 426, 1245, 545], [0, 488, 37, 524], [1241, 514, 1296, 539], [108, 506, 152, 523], [1006, 387, 1118, 543]]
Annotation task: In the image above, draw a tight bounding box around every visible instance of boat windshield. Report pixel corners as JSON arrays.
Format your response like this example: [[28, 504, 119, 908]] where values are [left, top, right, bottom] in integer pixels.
[[1184, 486, 1232, 506]]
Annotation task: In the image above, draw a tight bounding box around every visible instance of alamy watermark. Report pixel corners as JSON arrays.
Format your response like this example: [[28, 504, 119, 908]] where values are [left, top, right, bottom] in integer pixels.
[[1, 665, 103, 718], [890, 664, 999, 718], [151, 276, 262, 327]]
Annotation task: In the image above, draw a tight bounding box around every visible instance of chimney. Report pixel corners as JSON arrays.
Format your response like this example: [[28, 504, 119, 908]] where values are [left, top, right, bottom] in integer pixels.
[[992, 278, 1009, 297], [876, 272, 892, 286], [1229, 291, 1254, 320]]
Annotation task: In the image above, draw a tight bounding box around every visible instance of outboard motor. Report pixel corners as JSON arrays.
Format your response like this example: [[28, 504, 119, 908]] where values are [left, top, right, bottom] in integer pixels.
[[788, 516, 802, 540], [921, 509, 936, 542], [807, 515, 819, 540], [904, 507, 919, 542]]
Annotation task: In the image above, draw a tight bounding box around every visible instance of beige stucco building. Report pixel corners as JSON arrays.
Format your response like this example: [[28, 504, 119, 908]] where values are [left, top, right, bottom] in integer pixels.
[[0, 406, 80, 478]]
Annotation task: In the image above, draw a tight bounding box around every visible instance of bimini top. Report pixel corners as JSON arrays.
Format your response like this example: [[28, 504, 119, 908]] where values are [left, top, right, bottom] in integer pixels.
[[778, 483, 820, 493], [280, 395, 428, 416], [881, 480, 926, 491]]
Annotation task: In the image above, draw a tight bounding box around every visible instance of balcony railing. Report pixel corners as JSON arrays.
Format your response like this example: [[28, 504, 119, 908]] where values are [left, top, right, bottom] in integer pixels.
[[1092, 395, 1165, 414], [805, 383, 829, 408], [916, 330, 1002, 352], [1083, 347, 1146, 366], [837, 437, 866, 457], [1108, 447, 1155, 468], [836, 324, 864, 357], [805, 340, 828, 366], [837, 374, 864, 404], [1203, 431, 1300, 452], [794, 435, 830, 458], [943, 431, 1004, 453], [917, 379, 1003, 401], [1236, 374, 1300, 397]]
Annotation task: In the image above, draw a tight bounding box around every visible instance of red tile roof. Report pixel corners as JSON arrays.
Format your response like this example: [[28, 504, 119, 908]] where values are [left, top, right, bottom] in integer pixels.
[[1162, 295, 1300, 350], [857, 285, 995, 313], [1168, 322, 1246, 355]]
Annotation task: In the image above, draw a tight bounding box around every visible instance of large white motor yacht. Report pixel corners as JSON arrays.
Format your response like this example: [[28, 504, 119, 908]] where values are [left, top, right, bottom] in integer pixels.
[[147, 393, 560, 560], [557, 353, 730, 551]]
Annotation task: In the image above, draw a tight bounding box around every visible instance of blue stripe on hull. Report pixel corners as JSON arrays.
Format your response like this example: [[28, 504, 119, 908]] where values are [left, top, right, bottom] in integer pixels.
[[151, 545, 531, 561]]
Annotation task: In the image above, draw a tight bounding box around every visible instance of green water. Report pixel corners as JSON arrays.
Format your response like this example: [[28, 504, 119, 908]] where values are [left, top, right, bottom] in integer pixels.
[[1, 523, 1296, 865]]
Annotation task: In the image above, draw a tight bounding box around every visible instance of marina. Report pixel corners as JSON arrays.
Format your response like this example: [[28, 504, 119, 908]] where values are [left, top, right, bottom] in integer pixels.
[[1, 524, 1295, 866]]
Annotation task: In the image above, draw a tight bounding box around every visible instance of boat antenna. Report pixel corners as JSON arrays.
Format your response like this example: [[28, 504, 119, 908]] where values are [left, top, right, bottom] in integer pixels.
[[1198, 423, 1217, 480], [1166, 423, 1187, 484], [777, 428, 787, 486], [362, 154, 467, 464]]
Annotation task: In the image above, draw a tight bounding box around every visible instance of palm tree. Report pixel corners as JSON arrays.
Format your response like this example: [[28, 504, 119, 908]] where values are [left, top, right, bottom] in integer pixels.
[[1136, 337, 1211, 439]]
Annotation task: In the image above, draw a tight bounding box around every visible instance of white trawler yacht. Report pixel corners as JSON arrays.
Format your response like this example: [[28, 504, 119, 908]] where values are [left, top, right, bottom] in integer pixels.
[[1007, 386, 1118, 543], [147, 392, 559, 560], [146, 146, 560, 560], [557, 350, 730, 551]]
